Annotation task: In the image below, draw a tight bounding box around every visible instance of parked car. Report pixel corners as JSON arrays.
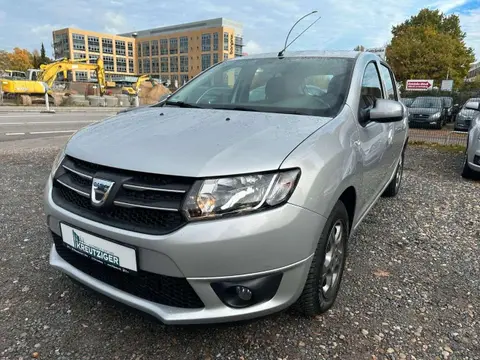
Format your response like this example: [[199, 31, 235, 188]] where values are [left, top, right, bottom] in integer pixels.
[[407, 96, 447, 129], [44, 51, 408, 325], [462, 100, 480, 179], [455, 98, 480, 131], [401, 97, 415, 107]]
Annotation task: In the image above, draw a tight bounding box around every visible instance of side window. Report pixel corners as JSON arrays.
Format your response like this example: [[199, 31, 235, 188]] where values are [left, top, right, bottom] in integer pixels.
[[380, 64, 397, 100], [360, 62, 384, 109]]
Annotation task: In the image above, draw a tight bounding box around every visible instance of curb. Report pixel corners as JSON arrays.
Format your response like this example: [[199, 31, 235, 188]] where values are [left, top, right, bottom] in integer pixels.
[[0, 107, 129, 113]]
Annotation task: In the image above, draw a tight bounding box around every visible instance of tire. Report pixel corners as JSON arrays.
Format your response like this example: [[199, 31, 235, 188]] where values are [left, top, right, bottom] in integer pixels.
[[461, 149, 475, 179], [435, 119, 443, 129], [382, 150, 405, 197], [294, 200, 349, 316]]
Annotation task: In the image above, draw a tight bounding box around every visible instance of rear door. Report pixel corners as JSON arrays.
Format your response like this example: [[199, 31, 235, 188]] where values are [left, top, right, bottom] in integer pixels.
[[356, 61, 391, 213], [378, 63, 406, 178]]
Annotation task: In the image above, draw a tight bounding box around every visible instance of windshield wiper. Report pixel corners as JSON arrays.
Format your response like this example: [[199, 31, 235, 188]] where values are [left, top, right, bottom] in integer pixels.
[[165, 101, 203, 108], [212, 106, 259, 112]]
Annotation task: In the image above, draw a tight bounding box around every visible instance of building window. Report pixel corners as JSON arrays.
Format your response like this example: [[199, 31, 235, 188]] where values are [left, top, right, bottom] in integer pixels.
[[201, 54, 211, 71], [116, 57, 127, 73], [127, 42, 133, 57], [224, 53, 229, 61], [54, 33, 69, 59], [87, 36, 99, 53], [180, 74, 189, 85], [151, 40, 159, 56], [103, 55, 114, 71], [170, 56, 178, 72], [102, 38, 113, 54], [128, 59, 134, 73], [180, 36, 188, 54], [143, 58, 150, 73], [201, 34, 211, 52], [141, 42, 150, 57], [160, 39, 168, 55], [169, 38, 178, 54], [72, 33, 85, 51], [137, 59, 142, 73], [74, 52, 86, 59], [223, 32, 229, 51], [137, 43, 142, 57], [152, 58, 159, 73], [213, 33, 219, 51], [115, 40, 126, 56], [89, 55, 99, 64], [161, 57, 169, 73], [213, 53, 219, 64], [180, 56, 188, 72], [75, 71, 88, 82]]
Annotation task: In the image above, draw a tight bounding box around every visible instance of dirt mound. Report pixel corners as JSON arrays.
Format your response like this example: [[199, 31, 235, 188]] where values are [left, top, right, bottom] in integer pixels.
[[138, 82, 171, 105]]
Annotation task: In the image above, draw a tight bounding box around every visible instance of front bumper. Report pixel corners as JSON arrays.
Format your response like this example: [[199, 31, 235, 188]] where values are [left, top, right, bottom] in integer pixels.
[[44, 177, 325, 324], [466, 145, 480, 173]]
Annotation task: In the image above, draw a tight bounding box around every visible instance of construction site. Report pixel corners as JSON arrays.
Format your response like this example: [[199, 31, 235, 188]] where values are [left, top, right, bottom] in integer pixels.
[[0, 58, 172, 108]]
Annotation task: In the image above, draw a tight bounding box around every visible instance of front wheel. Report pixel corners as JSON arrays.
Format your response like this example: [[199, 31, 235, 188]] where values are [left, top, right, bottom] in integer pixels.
[[461, 151, 475, 179], [294, 200, 349, 316]]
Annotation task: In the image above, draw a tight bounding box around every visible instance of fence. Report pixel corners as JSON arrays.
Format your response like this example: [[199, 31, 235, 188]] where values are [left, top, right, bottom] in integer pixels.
[[408, 128, 467, 146]]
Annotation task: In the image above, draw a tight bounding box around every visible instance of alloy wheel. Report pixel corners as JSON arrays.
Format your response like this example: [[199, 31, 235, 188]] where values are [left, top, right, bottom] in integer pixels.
[[320, 220, 346, 298]]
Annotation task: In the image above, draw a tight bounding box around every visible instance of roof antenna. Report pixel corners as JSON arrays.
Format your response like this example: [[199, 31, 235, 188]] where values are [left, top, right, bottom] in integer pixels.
[[278, 11, 320, 59]]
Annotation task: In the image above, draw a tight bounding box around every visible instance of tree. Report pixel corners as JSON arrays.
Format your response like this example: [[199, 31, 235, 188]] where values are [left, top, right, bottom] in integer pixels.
[[7, 48, 33, 71], [39, 43, 51, 65], [386, 8, 475, 88], [354, 45, 365, 52], [0, 50, 11, 70]]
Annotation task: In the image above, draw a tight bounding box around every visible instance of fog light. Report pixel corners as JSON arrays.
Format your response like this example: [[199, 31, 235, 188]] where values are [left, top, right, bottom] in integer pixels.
[[211, 273, 283, 309], [474, 155, 480, 165], [236, 286, 252, 301]]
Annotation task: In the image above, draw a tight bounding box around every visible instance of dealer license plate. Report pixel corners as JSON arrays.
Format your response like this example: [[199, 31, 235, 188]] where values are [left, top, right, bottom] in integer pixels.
[[60, 223, 137, 273]]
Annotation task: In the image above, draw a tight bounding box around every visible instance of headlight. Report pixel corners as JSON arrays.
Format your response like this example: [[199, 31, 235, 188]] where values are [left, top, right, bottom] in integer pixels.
[[183, 169, 300, 220], [50, 145, 66, 179], [430, 112, 441, 119]]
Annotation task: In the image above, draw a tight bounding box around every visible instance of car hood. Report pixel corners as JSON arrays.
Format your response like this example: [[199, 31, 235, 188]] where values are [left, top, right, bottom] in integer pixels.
[[458, 109, 479, 119], [66, 107, 330, 177], [408, 108, 442, 115]]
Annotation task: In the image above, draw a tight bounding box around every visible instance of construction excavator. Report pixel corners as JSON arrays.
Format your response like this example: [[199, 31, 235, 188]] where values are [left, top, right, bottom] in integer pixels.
[[1, 58, 109, 103], [121, 74, 160, 96]]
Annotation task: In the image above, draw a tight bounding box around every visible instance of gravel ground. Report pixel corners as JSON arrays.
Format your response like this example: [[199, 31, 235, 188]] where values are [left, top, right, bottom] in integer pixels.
[[0, 145, 479, 360]]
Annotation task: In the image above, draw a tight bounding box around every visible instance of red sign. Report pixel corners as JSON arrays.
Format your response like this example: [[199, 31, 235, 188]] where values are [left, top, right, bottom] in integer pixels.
[[406, 79, 434, 91]]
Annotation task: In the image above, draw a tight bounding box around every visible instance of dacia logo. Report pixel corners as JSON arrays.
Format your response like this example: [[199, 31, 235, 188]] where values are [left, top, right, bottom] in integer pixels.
[[91, 178, 115, 206]]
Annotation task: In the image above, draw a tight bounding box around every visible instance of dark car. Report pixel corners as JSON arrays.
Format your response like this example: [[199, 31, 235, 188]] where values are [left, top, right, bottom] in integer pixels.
[[401, 97, 415, 107], [407, 96, 447, 129], [455, 98, 480, 131]]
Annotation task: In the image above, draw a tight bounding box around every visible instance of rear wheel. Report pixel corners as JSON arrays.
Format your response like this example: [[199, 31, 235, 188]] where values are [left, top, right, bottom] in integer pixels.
[[295, 200, 349, 316], [382, 150, 404, 197]]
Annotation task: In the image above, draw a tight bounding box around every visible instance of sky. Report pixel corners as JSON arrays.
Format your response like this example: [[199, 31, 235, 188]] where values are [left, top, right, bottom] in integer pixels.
[[0, 0, 479, 61]]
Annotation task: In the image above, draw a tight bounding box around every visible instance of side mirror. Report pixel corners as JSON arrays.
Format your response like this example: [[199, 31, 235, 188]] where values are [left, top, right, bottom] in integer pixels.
[[465, 101, 480, 111], [369, 99, 404, 123]]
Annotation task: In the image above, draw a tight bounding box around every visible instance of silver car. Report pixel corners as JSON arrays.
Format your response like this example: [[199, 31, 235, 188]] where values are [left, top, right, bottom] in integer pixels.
[[44, 51, 408, 324], [455, 98, 480, 131], [462, 100, 480, 178]]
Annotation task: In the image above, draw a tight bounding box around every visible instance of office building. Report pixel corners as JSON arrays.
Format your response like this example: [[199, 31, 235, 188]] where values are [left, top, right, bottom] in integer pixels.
[[52, 18, 244, 84], [466, 61, 480, 82]]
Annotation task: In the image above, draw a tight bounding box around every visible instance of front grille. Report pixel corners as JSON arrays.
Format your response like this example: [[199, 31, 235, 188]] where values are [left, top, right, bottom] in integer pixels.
[[51, 156, 195, 235], [412, 114, 429, 120], [52, 232, 204, 309]]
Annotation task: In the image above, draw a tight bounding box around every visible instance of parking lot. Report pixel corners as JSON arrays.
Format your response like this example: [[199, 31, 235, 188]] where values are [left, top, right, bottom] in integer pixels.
[[0, 138, 478, 360]]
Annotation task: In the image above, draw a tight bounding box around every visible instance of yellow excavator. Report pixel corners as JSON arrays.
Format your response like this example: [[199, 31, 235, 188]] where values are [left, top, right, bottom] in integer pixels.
[[1, 58, 110, 103], [121, 75, 159, 96]]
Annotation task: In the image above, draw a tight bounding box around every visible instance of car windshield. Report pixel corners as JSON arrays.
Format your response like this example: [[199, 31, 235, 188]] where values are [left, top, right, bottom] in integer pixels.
[[410, 97, 442, 109], [443, 98, 452, 107], [165, 56, 355, 117]]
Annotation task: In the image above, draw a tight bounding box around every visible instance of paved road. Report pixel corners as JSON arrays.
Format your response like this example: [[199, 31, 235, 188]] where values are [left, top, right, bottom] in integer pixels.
[[0, 111, 116, 142], [0, 146, 479, 360]]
